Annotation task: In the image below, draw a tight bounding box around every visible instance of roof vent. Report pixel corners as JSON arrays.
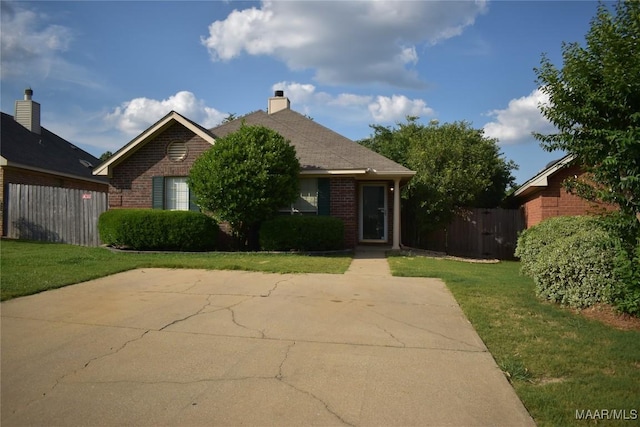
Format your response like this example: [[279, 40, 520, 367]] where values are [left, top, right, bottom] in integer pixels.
[[268, 90, 290, 114], [79, 159, 94, 168]]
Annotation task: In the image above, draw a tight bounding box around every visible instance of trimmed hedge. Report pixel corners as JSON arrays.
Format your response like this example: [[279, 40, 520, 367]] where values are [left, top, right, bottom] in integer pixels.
[[515, 216, 618, 308], [260, 215, 344, 251], [98, 209, 218, 251]]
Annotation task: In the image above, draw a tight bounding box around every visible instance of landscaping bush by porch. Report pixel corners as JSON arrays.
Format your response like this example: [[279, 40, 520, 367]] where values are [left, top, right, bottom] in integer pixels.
[[98, 209, 218, 251], [259, 216, 344, 251]]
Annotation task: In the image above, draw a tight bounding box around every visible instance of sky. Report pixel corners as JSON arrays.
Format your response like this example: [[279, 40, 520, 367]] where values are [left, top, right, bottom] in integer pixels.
[[0, 0, 609, 185]]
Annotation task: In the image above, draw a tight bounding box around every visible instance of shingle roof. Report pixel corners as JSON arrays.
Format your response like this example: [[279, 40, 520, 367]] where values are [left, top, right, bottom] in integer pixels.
[[210, 109, 414, 176], [1, 112, 106, 183]]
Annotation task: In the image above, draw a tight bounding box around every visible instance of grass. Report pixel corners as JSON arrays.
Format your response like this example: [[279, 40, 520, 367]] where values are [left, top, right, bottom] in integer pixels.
[[0, 240, 351, 301], [389, 255, 640, 427]]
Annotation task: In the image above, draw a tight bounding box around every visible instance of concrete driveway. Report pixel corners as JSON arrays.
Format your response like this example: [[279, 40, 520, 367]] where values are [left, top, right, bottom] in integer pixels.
[[1, 250, 534, 426]]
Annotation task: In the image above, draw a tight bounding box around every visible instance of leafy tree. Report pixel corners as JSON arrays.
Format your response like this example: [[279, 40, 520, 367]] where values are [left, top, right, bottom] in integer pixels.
[[99, 151, 113, 162], [534, 0, 640, 314], [534, 0, 640, 227], [223, 113, 237, 123], [360, 117, 517, 246], [188, 124, 300, 249]]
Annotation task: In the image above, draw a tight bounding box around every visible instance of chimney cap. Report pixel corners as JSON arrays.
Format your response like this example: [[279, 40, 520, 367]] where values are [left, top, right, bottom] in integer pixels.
[[274, 90, 284, 97]]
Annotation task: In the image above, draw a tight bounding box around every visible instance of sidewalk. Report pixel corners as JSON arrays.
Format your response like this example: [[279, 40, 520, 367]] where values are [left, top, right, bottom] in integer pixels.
[[345, 245, 393, 276]]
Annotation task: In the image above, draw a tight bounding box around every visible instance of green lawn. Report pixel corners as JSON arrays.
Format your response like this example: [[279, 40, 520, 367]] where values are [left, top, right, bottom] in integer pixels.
[[0, 240, 351, 301], [389, 255, 640, 427]]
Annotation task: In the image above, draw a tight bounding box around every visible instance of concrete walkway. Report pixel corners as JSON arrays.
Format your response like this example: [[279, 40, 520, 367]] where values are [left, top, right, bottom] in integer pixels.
[[1, 250, 534, 426]]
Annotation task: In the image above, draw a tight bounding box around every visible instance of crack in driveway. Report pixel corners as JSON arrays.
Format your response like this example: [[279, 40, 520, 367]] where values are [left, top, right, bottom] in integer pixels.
[[274, 341, 354, 426]]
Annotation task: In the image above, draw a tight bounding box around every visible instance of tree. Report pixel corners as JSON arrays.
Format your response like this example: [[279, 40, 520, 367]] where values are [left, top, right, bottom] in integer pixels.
[[534, 1, 640, 225], [188, 124, 300, 249], [222, 113, 237, 123], [535, 0, 640, 315], [99, 151, 113, 162], [360, 117, 517, 246]]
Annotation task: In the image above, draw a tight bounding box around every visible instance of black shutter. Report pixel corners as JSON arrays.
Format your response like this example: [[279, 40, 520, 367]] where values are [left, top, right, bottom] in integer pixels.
[[317, 178, 330, 216], [188, 186, 199, 212], [152, 176, 164, 209]]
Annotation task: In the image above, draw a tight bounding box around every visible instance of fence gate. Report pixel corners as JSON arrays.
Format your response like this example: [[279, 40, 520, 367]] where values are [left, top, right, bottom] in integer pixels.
[[6, 184, 107, 246], [424, 208, 525, 259]]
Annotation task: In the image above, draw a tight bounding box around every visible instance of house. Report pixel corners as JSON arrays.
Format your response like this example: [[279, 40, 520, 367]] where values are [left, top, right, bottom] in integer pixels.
[[93, 91, 416, 249], [1, 89, 108, 236], [513, 154, 614, 228]]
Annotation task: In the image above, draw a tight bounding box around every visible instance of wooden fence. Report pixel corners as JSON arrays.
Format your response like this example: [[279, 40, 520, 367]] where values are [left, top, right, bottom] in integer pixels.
[[6, 184, 107, 246], [423, 208, 525, 260]]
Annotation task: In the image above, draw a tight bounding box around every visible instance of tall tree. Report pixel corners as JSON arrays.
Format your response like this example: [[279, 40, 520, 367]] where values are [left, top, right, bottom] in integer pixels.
[[99, 151, 113, 162], [188, 124, 300, 249], [360, 118, 517, 246], [535, 0, 640, 314], [534, 0, 640, 223]]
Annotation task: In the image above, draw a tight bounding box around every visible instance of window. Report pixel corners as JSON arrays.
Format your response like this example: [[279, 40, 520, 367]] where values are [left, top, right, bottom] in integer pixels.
[[165, 177, 189, 210], [152, 176, 197, 211], [282, 178, 318, 214]]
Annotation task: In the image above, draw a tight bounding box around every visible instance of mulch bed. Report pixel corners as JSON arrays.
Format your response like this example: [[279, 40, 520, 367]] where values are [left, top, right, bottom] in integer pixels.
[[576, 304, 640, 331]]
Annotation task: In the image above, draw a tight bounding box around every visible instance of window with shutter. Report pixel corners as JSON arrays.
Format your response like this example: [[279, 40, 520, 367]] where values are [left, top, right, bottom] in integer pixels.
[[152, 176, 198, 211]]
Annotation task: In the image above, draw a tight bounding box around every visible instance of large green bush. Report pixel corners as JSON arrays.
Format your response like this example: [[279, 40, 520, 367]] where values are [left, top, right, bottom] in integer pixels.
[[515, 216, 618, 308], [98, 209, 218, 251], [260, 216, 344, 251]]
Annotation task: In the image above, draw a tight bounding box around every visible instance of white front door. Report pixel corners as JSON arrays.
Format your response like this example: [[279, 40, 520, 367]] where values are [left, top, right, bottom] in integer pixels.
[[360, 184, 387, 242]]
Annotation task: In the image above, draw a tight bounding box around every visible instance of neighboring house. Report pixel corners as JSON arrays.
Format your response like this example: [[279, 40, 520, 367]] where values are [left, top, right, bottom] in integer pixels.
[[1, 89, 108, 236], [94, 91, 416, 249], [513, 154, 614, 228]]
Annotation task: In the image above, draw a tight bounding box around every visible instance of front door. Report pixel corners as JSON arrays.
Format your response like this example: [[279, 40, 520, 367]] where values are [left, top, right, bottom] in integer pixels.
[[360, 184, 387, 242]]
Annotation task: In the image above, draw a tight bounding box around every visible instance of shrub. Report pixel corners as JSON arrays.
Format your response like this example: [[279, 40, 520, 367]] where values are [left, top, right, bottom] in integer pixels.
[[260, 216, 344, 251], [515, 216, 618, 308], [611, 236, 640, 316], [98, 209, 218, 251], [515, 215, 604, 276]]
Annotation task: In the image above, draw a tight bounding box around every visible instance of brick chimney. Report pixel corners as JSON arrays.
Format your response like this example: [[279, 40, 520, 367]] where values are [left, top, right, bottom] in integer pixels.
[[15, 88, 41, 134], [268, 90, 290, 114]]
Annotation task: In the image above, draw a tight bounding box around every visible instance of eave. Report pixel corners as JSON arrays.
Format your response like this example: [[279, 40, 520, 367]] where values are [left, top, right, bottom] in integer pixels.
[[513, 154, 576, 199], [1, 158, 109, 186]]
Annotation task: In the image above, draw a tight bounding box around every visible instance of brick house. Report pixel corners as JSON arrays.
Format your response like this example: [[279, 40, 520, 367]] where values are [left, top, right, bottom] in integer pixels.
[[513, 154, 614, 228], [94, 91, 415, 249], [1, 89, 108, 236]]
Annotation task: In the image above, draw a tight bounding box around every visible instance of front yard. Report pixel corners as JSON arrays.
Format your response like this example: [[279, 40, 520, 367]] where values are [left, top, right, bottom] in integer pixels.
[[0, 240, 351, 301], [389, 255, 640, 427], [2, 240, 638, 425]]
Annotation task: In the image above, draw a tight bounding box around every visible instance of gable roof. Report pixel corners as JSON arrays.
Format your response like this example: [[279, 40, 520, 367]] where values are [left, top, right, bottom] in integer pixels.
[[513, 154, 576, 198], [0, 112, 106, 184], [93, 110, 216, 177], [211, 109, 415, 178]]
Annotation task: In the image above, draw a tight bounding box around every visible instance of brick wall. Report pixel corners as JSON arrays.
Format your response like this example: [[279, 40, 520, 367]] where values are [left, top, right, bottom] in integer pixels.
[[1, 165, 108, 235], [330, 177, 357, 248], [521, 165, 615, 228], [109, 123, 212, 208]]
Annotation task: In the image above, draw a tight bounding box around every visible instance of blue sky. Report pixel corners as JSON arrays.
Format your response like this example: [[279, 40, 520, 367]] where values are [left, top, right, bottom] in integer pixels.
[[1, 0, 607, 185]]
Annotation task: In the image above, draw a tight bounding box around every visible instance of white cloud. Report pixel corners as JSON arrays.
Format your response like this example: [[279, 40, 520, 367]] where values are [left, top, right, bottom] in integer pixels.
[[483, 88, 556, 144], [368, 95, 435, 122], [0, 2, 72, 80], [202, 0, 487, 87], [271, 81, 433, 124], [0, 2, 102, 89], [105, 91, 226, 136]]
